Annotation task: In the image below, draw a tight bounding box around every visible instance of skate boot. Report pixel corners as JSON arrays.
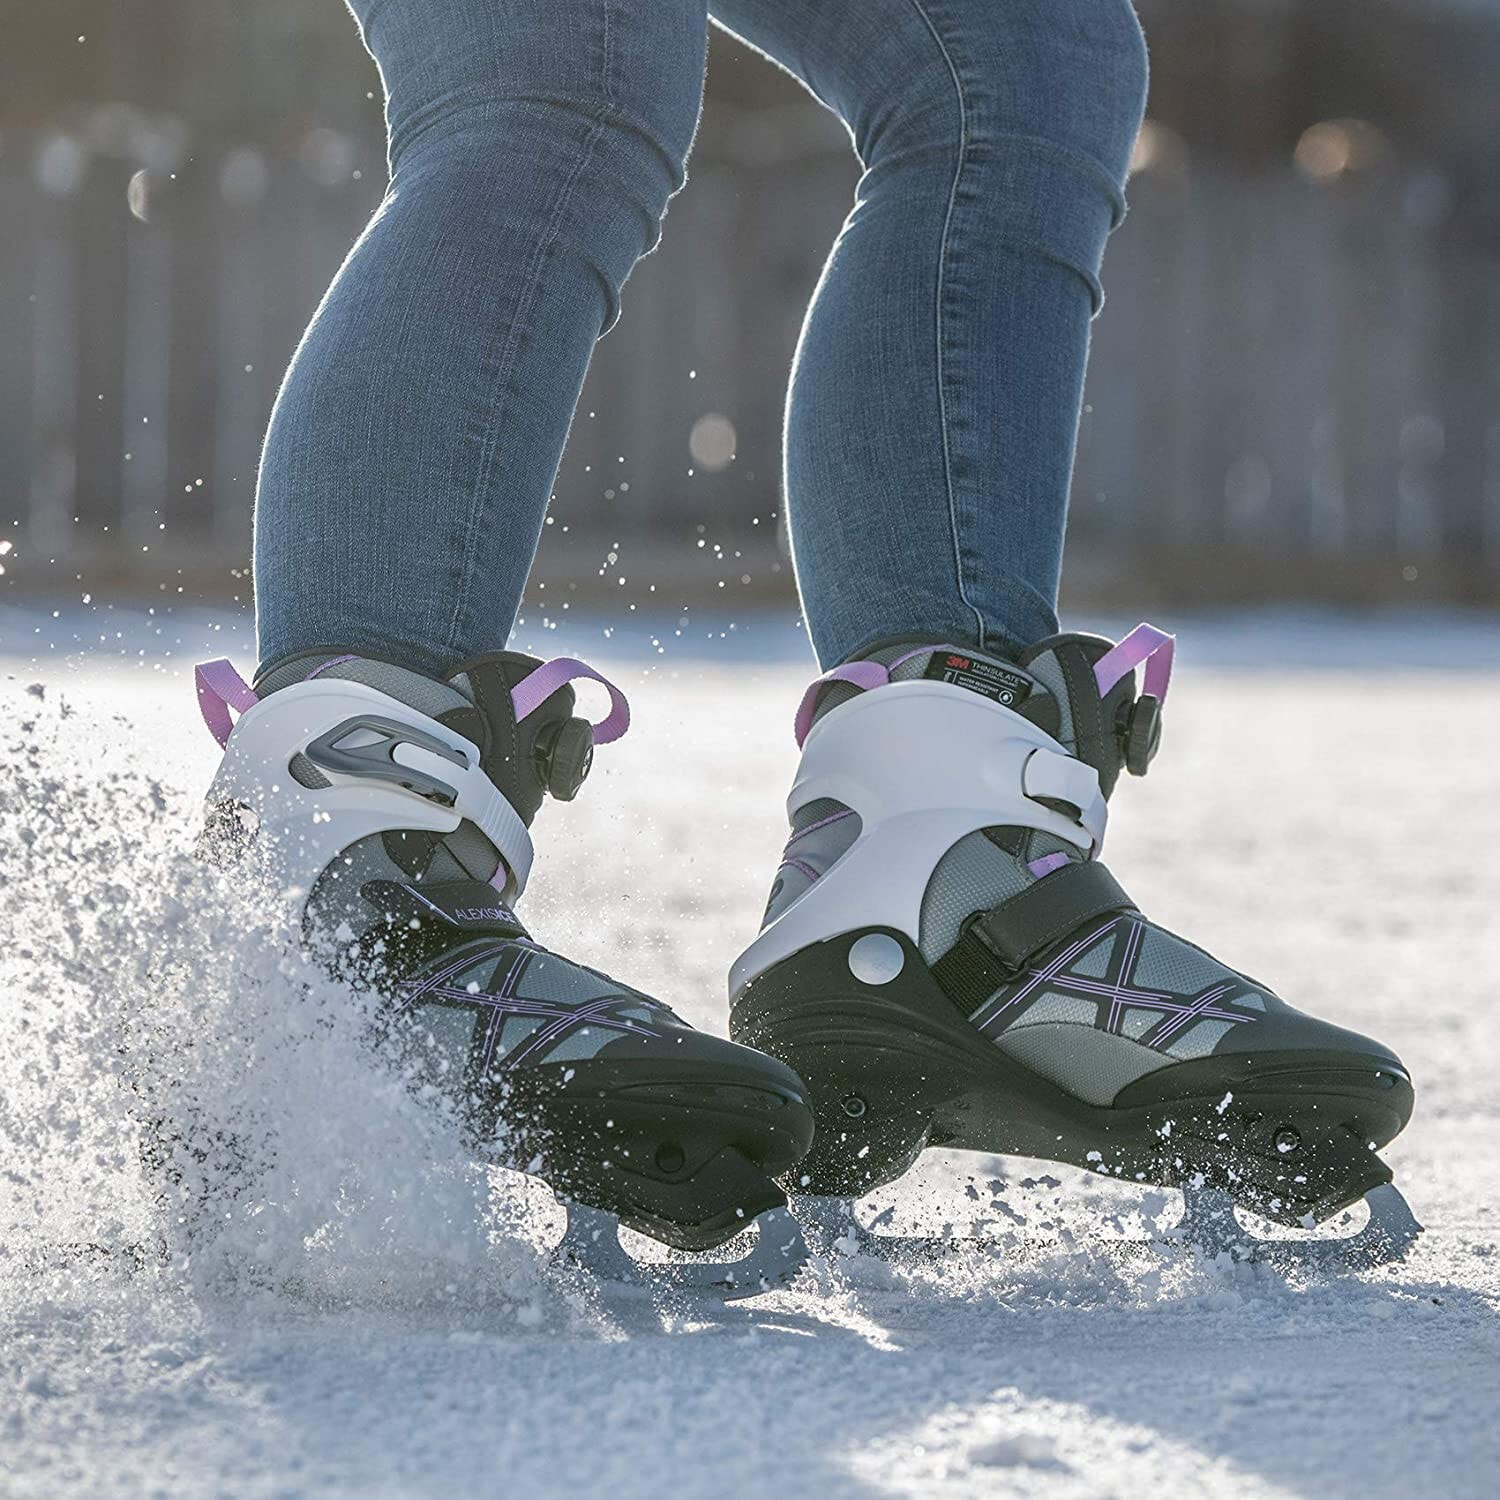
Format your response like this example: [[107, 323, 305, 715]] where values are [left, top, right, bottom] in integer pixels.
[[729, 627, 1419, 1268], [193, 648, 813, 1297]]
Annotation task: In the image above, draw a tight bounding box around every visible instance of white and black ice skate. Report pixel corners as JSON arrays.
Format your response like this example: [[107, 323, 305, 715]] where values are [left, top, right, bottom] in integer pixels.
[[729, 627, 1420, 1270], [194, 648, 813, 1298]]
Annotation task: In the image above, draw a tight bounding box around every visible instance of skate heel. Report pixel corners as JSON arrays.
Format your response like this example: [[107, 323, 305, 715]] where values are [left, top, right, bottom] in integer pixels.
[[783, 1056, 935, 1198], [608, 1144, 791, 1253], [501, 1055, 814, 1252], [732, 928, 990, 1197]]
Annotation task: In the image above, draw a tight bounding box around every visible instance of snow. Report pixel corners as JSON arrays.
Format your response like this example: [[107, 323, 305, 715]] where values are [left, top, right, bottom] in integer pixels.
[[1, 605, 1498, 1499]]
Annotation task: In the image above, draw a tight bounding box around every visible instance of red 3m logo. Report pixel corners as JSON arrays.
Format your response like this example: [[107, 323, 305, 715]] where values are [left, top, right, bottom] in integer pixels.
[[947, 654, 971, 669]]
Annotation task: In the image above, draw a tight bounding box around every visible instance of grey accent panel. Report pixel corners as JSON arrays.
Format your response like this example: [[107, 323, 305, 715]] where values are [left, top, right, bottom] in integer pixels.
[[1236, 991, 1267, 1011], [1070, 931, 1116, 979], [1132, 929, 1234, 996], [802, 645, 933, 715], [784, 818, 860, 868], [765, 805, 860, 927], [1167, 1018, 1235, 1060], [515, 954, 617, 1005], [452, 954, 504, 992], [1012, 992, 1097, 1027], [997, 1023, 1165, 1106], [781, 819, 858, 879], [763, 863, 817, 927], [1120, 1006, 1159, 1039], [495, 1015, 545, 1060], [918, 830, 1032, 964], [791, 796, 848, 832], [541, 1027, 613, 1063]]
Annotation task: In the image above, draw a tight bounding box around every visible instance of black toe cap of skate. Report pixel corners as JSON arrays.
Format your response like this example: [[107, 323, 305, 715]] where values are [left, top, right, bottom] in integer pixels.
[[1114, 1042, 1414, 1151], [507, 1046, 814, 1252], [1210, 1002, 1405, 1070], [1111, 1040, 1412, 1225]]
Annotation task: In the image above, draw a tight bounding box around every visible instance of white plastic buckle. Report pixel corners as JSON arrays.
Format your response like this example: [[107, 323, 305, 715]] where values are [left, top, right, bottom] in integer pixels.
[[1021, 747, 1107, 854], [207, 678, 535, 898]]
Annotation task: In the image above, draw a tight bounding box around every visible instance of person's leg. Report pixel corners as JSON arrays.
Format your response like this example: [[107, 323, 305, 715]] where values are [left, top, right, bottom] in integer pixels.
[[204, 2, 820, 1278], [716, 3, 1417, 1260], [255, 0, 709, 678], [710, 0, 1148, 665]]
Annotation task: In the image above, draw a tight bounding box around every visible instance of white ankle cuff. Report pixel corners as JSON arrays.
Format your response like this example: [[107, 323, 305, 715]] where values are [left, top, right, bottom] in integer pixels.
[[730, 680, 1106, 998], [207, 677, 535, 899]]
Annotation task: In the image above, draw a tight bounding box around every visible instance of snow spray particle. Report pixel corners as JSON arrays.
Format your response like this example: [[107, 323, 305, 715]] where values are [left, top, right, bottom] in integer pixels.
[[0, 688, 548, 1317]]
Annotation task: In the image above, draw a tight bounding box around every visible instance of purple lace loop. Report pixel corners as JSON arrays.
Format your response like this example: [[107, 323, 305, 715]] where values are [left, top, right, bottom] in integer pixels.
[[511, 657, 630, 744], [793, 661, 891, 747], [1093, 623, 1175, 702], [195, 658, 258, 748]]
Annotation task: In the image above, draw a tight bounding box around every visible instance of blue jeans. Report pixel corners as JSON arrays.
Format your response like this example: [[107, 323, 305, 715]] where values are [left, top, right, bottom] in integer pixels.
[[255, 0, 1147, 675]]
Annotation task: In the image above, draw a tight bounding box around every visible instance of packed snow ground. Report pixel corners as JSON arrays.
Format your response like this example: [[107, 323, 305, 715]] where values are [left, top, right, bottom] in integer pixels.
[[1, 604, 1497, 1500]]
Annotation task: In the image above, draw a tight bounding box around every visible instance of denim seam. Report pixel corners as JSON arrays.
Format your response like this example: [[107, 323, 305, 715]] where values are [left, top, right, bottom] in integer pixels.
[[441, 12, 616, 656], [904, 0, 985, 649]]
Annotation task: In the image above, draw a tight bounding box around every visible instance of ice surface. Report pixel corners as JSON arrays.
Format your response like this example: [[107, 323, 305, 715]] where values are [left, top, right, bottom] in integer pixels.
[[1, 606, 1497, 1499]]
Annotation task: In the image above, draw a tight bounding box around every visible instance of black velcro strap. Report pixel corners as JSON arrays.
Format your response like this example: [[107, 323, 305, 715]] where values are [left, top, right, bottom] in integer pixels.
[[930, 933, 1017, 1017], [971, 861, 1134, 971], [932, 861, 1135, 1016]]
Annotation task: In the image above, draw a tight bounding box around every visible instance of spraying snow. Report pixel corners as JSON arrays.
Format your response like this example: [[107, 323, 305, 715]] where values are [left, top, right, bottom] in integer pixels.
[[0, 608, 1496, 1498]]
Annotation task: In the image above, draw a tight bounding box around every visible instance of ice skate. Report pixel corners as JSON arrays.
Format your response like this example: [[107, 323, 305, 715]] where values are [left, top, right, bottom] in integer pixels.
[[730, 627, 1420, 1269], [194, 648, 813, 1298]]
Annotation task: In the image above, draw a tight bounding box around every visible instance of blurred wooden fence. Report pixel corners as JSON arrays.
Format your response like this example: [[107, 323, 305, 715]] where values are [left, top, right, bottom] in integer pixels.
[[2, 126, 1497, 601]]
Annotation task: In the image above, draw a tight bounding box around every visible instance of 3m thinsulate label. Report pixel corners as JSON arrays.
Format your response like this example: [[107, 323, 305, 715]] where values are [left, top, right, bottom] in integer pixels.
[[922, 652, 1032, 708]]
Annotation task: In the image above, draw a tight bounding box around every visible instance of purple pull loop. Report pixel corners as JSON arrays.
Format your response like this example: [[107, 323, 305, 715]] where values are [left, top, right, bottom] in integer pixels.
[[793, 661, 891, 748], [511, 657, 630, 745], [1093, 623, 1175, 702], [195, 658, 258, 748]]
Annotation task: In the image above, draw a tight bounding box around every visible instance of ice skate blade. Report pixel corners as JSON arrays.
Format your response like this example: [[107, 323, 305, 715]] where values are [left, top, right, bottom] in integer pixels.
[[1174, 1182, 1423, 1270], [794, 1184, 1423, 1273], [552, 1203, 809, 1301]]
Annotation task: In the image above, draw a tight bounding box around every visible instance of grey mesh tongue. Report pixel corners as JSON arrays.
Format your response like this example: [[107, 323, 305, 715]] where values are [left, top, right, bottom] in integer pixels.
[[255, 652, 506, 926]]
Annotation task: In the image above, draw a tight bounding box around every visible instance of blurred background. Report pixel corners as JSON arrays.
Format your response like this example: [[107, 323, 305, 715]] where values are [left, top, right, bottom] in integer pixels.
[[1, 0, 1499, 619]]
